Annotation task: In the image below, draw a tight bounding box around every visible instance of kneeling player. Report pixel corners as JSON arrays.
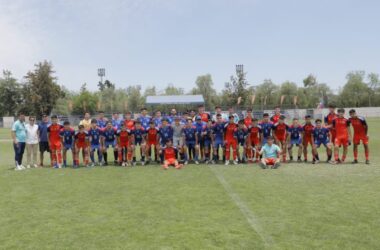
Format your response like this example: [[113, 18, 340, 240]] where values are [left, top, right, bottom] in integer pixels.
[[162, 140, 183, 170], [60, 121, 75, 167], [311, 119, 332, 164], [287, 118, 303, 162], [259, 136, 281, 169], [74, 125, 89, 167], [349, 109, 370, 164]]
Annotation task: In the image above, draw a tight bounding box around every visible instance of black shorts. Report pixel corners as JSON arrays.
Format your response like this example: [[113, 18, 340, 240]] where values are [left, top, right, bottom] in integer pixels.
[[39, 141, 50, 153]]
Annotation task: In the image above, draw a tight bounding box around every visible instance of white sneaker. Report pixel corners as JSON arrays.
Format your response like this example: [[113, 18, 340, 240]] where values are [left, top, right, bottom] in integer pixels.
[[233, 160, 239, 165], [57, 164, 62, 169], [121, 162, 126, 167], [225, 160, 230, 166], [26, 165, 31, 169], [184, 161, 188, 165], [15, 165, 23, 171], [19, 165, 26, 170], [33, 164, 38, 168], [141, 161, 145, 166], [195, 160, 199, 165]]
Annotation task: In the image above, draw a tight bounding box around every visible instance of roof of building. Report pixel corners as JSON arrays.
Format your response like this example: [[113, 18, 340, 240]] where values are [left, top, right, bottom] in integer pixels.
[[146, 95, 204, 105]]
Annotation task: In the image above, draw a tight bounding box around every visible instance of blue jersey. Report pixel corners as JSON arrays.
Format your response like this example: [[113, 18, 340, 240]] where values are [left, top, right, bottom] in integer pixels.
[[139, 116, 151, 130], [159, 126, 173, 144], [259, 122, 273, 138], [182, 126, 197, 142], [97, 119, 107, 128], [111, 119, 122, 129], [88, 128, 103, 145], [133, 128, 146, 142], [102, 128, 117, 142], [288, 126, 303, 140], [203, 126, 213, 141], [60, 129, 75, 145], [154, 118, 162, 127], [234, 128, 248, 143], [313, 127, 330, 142], [38, 121, 50, 142], [193, 121, 206, 140], [212, 122, 225, 140]]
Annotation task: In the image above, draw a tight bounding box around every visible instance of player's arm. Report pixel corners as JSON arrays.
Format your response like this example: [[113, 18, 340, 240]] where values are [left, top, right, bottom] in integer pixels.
[[258, 147, 264, 156], [347, 121, 352, 142]]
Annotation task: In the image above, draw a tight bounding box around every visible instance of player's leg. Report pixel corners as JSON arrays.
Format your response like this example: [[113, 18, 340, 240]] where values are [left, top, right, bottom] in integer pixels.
[[50, 144, 57, 168], [297, 142, 303, 162], [232, 141, 238, 164], [140, 143, 146, 164], [260, 158, 268, 169], [303, 141, 308, 162], [281, 141, 287, 162], [56, 144, 63, 167], [174, 159, 182, 169], [288, 143, 293, 161], [103, 144, 108, 165], [273, 158, 281, 169], [312, 143, 319, 164], [364, 142, 370, 164], [90, 146, 96, 166], [162, 159, 169, 169], [326, 143, 332, 162], [194, 144, 200, 164], [333, 139, 340, 163], [225, 141, 231, 165], [352, 143, 359, 163], [128, 145, 134, 165]]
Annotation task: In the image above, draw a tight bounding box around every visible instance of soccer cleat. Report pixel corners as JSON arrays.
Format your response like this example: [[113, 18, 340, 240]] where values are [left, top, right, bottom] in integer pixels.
[[141, 161, 145, 166], [15, 165, 23, 171], [352, 160, 358, 164], [365, 160, 370, 165], [26, 165, 31, 169], [184, 161, 188, 165], [259, 162, 267, 169], [195, 160, 199, 165], [33, 164, 38, 168], [233, 160, 239, 165], [297, 159, 302, 163], [211, 160, 216, 164], [57, 164, 62, 169], [329, 160, 337, 165], [273, 162, 280, 169], [225, 160, 230, 166]]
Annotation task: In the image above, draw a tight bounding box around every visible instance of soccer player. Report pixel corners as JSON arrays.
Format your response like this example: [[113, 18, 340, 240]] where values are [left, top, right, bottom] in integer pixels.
[[303, 115, 315, 162], [162, 140, 182, 170], [47, 115, 63, 168], [139, 107, 151, 130], [123, 111, 135, 130], [182, 118, 199, 164], [194, 116, 207, 161], [224, 115, 238, 165], [332, 108, 352, 164], [270, 106, 282, 124], [60, 121, 75, 167], [212, 106, 227, 122], [324, 104, 337, 143], [287, 118, 303, 162], [145, 121, 160, 164], [211, 114, 225, 164], [172, 117, 185, 162], [102, 121, 118, 166], [272, 115, 288, 162], [258, 136, 282, 169], [198, 104, 211, 122], [74, 125, 89, 167], [96, 111, 108, 128], [247, 118, 262, 162], [158, 118, 174, 163], [234, 119, 249, 163], [260, 113, 273, 145], [244, 108, 253, 128], [116, 123, 133, 166], [153, 110, 163, 127], [132, 121, 146, 165], [311, 119, 332, 164], [349, 109, 369, 164], [79, 112, 92, 130], [38, 114, 50, 167], [88, 119, 103, 166], [111, 112, 122, 129], [202, 120, 213, 164]]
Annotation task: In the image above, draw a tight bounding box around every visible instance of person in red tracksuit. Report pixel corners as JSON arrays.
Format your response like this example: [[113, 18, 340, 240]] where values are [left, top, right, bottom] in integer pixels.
[[117, 123, 133, 166], [224, 115, 238, 165], [303, 115, 315, 162], [349, 109, 370, 164], [324, 104, 337, 143], [47, 115, 63, 168], [331, 108, 352, 164], [272, 115, 288, 162], [162, 140, 182, 170], [247, 118, 262, 162]]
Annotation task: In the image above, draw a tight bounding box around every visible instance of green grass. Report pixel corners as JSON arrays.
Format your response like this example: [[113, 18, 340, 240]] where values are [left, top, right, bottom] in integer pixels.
[[0, 120, 379, 249]]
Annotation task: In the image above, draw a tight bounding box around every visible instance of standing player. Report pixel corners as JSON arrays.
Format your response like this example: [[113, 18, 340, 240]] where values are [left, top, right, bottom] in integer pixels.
[[139, 107, 151, 130], [194, 116, 206, 162], [332, 108, 352, 164], [88, 119, 103, 166], [272, 115, 288, 162], [349, 109, 369, 164], [60, 121, 75, 167], [96, 111, 108, 128], [102, 121, 118, 166], [244, 108, 254, 128], [270, 106, 282, 124], [260, 113, 273, 145], [47, 115, 63, 168], [198, 104, 211, 122], [247, 118, 262, 163], [224, 115, 238, 165], [172, 117, 185, 162], [211, 114, 225, 164], [116, 123, 133, 166], [132, 121, 146, 165], [153, 111, 163, 127], [182, 118, 199, 164], [324, 104, 337, 143], [311, 119, 332, 164], [303, 115, 315, 162], [74, 125, 89, 167], [158, 118, 174, 164], [234, 120, 249, 163], [145, 121, 160, 164], [162, 140, 182, 170], [287, 118, 303, 162], [202, 120, 213, 164]]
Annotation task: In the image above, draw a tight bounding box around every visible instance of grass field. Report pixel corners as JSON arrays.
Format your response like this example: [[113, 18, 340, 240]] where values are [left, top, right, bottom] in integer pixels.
[[0, 121, 379, 249]]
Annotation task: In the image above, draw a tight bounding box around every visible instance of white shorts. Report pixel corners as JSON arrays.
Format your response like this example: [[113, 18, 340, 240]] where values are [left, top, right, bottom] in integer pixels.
[[173, 137, 183, 147]]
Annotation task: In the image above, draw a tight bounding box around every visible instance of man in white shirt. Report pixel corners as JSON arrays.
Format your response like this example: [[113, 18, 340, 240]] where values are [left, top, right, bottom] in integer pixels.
[[25, 116, 40, 168]]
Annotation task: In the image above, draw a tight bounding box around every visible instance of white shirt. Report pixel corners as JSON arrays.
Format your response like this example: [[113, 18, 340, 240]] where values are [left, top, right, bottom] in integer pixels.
[[25, 123, 39, 144]]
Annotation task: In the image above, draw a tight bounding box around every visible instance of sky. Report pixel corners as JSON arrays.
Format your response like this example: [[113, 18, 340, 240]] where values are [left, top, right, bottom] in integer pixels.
[[0, 0, 379, 93]]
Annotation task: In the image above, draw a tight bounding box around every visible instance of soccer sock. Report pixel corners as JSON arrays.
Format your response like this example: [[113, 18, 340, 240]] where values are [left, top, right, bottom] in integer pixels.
[[90, 152, 95, 163], [98, 150, 103, 162], [334, 152, 339, 161], [315, 154, 319, 161], [103, 152, 108, 163], [365, 148, 369, 160], [232, 148, 237, 160], [57, 151, 62, 164], [133, 156, 136, 162], [141, 155, 145, 161], [342, 154, 346, 162], [327, 153, 332, 161], [63, 159, 67, 166], [353, 148, 358, 160], [118, 150, 122, 163], [114, 151, 118, 161]]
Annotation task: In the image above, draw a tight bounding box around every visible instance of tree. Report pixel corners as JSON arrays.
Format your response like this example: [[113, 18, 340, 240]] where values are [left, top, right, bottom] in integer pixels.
[[367, 73, 380, 106], [126, 85, 144, 112], [72, 83, 98, 115], [0, 70, 23, 116], [190, 74, 217, 110], [303, 74, 317, 88], [164, 84, 184, 95], [339, 71, 369, 107], [223, 69, 249, 107], [255, 79, 279, 108], [22, 61, 64, 117], [279, 81, 298, 106]]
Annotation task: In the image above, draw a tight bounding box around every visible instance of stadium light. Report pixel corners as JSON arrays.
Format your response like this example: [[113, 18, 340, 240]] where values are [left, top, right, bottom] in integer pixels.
[[236, 64, 244, 75], [98, 68, 105, 83]]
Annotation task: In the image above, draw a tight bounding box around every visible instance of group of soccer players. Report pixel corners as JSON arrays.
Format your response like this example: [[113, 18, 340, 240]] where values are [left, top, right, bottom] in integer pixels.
[[44, 104, 370, 169]]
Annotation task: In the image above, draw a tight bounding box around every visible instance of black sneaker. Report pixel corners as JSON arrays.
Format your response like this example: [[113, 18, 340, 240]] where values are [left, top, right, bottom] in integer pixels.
[[273, 162, 280, 169], [297, 158, 302, 163], [352, 160, 358, 164], [312, 160, 316, 164], [365, 160, 370, 165]]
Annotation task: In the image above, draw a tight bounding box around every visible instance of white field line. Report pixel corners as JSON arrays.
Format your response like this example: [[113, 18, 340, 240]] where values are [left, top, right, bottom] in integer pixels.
[[209, 166, 274, 248]]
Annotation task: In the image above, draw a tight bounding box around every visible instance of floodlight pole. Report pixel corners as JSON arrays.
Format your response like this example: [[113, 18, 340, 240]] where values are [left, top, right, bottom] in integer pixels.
[[98, 68, 105, 84]]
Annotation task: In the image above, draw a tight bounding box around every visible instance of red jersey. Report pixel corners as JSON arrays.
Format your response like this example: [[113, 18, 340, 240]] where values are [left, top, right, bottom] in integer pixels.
[[224, 123, 237, 141], [163, 146, 177, 160], [349, 117, 367, 137], [273, 123, 288, 140], [244, 117, 253, 127], [324, 112, 337, 125], [75, 131, 88, 146], [271, 114, 281, 124], [117, 130, 131, 146], [124, 119, 135, 130], [303, 123, 315, 140], [332, 117, 350, 139], [249, 125, 261, 143], [199, 112, 211, 122], [48, 124, 64, 144], [147, 127, 159, 143]]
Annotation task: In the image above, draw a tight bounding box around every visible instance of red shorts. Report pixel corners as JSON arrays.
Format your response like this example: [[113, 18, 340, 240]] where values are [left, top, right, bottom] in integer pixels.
[[250, 139, 260, 147], [147, 141, 157, 147], [50, 142, 61, 151], [276, 137, 286, 144], [334, 137, 349, 147], [76, 143, 87, 149], [225, 140, 237, 148], [303, 137, 313, 145], [265, 158, 276, 165], [330, 130, 336, 143], [119, 143, 129, 148], [353, 136, 368, 145], [165, 158, 176, 165]]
